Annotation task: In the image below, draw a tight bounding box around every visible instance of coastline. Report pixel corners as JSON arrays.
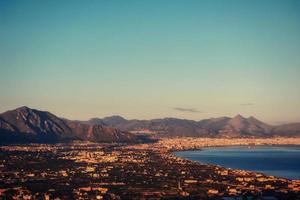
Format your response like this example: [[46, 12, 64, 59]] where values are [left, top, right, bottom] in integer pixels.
[[128, 137, 300, 181], [173, 145, 300, 180], [155, 137, 300, 152]]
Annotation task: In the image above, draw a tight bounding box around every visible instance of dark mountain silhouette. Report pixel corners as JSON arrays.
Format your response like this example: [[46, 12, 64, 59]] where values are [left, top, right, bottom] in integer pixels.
[[0, 106, 137, 144]]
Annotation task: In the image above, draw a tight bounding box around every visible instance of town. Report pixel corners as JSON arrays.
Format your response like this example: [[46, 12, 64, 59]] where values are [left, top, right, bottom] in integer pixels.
[[154, 137, 300, 151], [0, 140, 299, 200]]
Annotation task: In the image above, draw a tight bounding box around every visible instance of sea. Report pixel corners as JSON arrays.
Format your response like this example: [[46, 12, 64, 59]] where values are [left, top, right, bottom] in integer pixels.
[[174, 145, 300, 180]]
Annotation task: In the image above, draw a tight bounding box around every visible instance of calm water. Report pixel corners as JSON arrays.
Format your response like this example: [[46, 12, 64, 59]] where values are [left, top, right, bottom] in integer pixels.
[[174, 145, 300, 180]]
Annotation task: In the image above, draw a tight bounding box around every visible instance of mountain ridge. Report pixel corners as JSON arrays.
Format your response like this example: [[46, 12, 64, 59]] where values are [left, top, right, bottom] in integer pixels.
[[1, 106, 300, 144], [87, 114, 299, 138]]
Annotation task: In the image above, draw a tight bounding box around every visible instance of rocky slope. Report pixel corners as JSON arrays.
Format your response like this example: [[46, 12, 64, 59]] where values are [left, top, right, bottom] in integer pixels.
[[0, 107, 137, 143]]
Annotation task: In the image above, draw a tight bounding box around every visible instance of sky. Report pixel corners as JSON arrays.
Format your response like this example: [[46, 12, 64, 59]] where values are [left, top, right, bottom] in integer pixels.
[[1, 0, 300, 124]]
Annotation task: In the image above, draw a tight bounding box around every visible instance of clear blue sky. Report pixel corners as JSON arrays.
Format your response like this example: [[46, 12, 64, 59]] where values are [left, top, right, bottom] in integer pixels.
[[1, 0, 300, 124]]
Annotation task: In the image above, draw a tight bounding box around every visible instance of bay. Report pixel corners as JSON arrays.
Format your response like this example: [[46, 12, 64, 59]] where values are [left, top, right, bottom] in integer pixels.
[[174, 145, 300, 180]]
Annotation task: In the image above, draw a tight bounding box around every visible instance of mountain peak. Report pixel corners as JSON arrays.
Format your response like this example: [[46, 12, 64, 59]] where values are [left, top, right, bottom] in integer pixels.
[[87, 118, 106, 126], [248, 116, 258, 121], [15, 106, 31, 112], [103, 115, 127, 124], [232, 114, 245, 120], [103, 115, 126, 120]]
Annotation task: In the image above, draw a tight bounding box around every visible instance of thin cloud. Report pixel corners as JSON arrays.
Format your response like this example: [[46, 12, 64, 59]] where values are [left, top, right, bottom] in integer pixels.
[[173, 107, 202, 113], [240, 103, 255, 106]]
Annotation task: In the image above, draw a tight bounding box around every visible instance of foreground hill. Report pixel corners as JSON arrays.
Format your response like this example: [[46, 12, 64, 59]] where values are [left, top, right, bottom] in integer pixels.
[[87, 115, 300, 138], [0, 107, 137, 143]]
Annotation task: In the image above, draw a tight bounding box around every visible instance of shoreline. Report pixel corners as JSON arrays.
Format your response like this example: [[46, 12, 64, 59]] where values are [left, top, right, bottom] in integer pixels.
[[154, 137, 300, 152], [172, 145, 300, 181], [171, 143, 300, 153], [146, 137, 300, 181]]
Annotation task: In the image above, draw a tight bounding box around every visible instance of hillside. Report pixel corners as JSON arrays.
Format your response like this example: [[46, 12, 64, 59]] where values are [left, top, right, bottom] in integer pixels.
[[0, 107, 137, 144]]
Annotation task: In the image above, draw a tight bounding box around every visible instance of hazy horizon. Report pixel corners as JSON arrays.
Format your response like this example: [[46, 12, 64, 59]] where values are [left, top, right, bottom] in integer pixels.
[[1, 0, 300, 124]]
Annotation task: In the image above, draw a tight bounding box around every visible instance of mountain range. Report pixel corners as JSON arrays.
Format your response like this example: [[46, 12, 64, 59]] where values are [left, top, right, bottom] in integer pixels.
[[0, 106, 299, 144], [85, 115, 300, 138]]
